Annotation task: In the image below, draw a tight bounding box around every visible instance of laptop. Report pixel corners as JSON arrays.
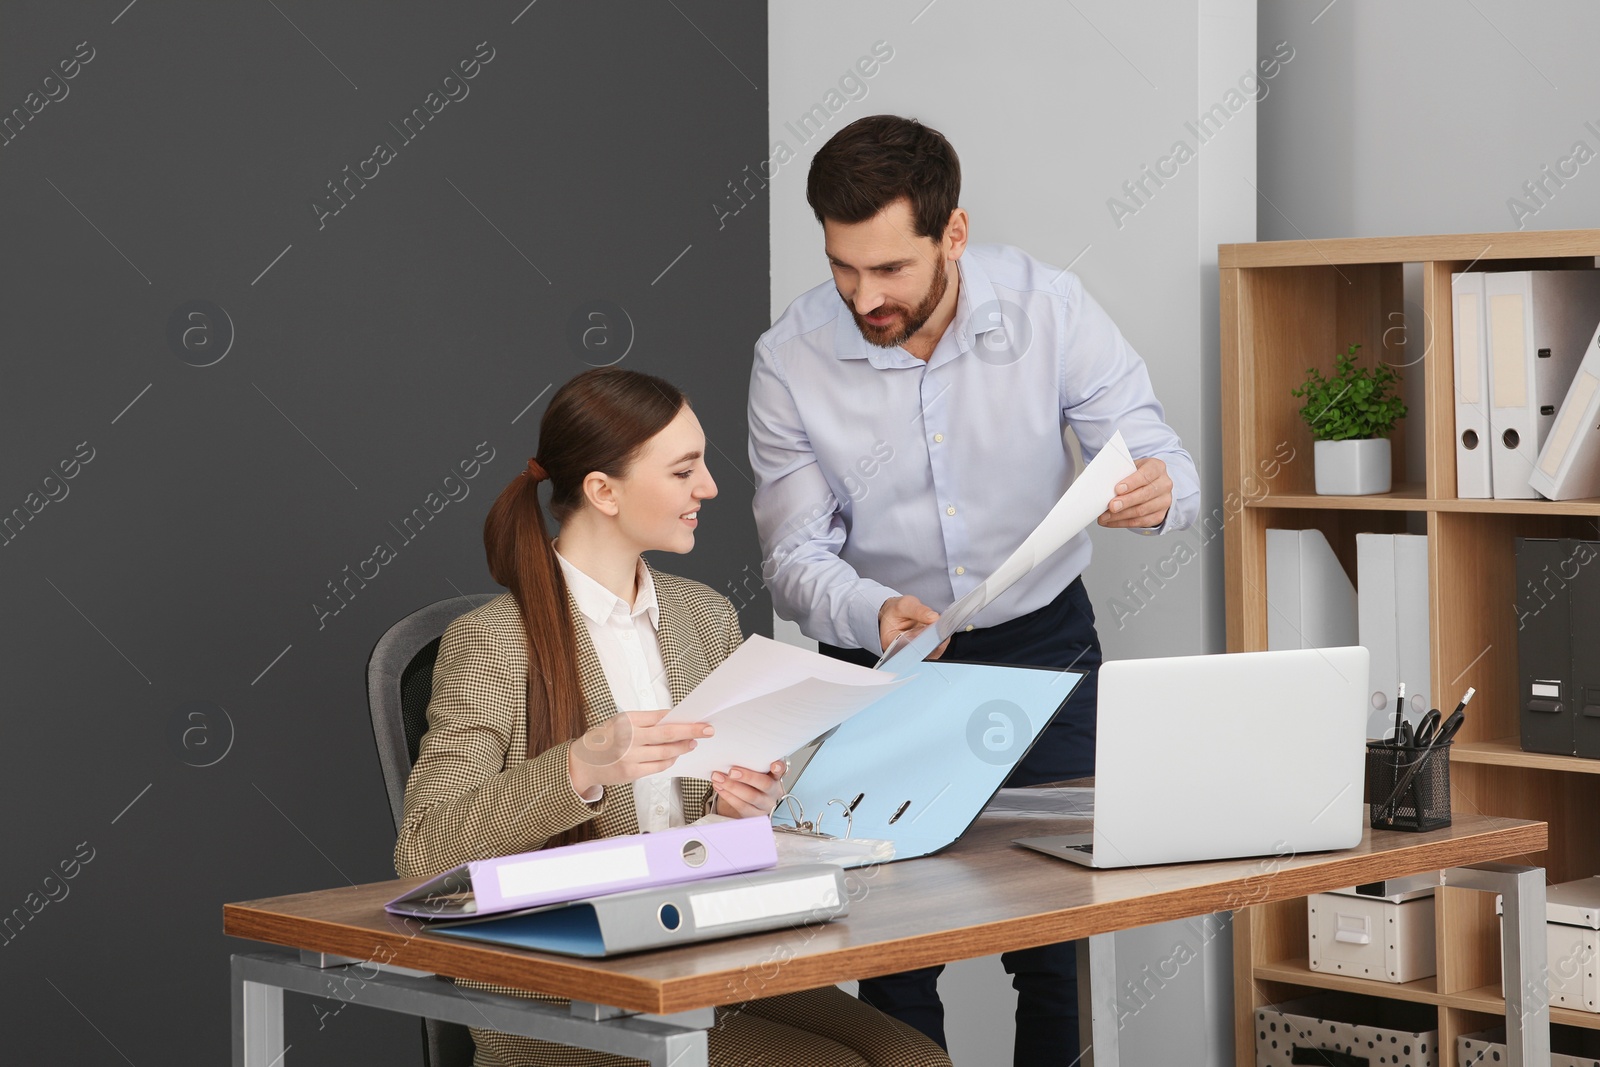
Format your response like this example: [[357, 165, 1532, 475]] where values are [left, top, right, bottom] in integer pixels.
[[1016, 646, 1369, 868]]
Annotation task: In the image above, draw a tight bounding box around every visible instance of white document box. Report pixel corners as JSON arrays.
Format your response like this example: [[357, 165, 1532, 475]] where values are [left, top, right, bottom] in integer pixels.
[[1497, 875, 1600, 1012], [1309, 883, 1437, 984]]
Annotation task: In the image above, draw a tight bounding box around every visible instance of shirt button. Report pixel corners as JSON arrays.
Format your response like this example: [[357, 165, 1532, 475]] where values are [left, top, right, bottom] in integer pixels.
[[946, 505, 956, 516], [933, 433, 944, 443], [955, 565, 965, 575], [965, 624, 975, 632], [654, 804, 666, 815]]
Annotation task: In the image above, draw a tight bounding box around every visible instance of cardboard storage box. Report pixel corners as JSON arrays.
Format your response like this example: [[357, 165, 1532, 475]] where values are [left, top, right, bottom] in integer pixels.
[[1256, 992, 1437, 1067], [1309, 882, 1437, 983]]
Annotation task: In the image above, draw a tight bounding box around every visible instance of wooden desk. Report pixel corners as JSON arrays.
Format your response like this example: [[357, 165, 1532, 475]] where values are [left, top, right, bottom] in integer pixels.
[[224, 811, 1548, 1067]]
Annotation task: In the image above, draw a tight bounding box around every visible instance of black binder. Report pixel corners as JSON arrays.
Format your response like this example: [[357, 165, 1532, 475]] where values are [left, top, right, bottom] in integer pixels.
[[1575, 542, 1600, 759], [1515, 537, 1600, 758]]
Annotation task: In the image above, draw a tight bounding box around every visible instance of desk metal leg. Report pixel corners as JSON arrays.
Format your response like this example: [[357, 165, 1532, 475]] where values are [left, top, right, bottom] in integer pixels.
[[233, 972, 284, 1067], [1075, 932, 1120, 1067], [230, 950, 711, 1067], [1439, 864, 1549, 1067]]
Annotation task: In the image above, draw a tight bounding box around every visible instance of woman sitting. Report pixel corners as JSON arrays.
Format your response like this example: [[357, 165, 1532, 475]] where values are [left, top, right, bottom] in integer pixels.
[[396, 367, 951, 1067]]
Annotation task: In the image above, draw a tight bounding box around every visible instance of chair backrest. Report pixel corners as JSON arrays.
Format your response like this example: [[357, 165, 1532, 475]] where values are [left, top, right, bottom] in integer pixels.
[[367, 593, 500, 834], [366, 592, 500, 1067]]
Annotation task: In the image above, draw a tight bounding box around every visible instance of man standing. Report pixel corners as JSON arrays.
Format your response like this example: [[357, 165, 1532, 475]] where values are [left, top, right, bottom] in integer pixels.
[[748, 115, 1200, 1064]]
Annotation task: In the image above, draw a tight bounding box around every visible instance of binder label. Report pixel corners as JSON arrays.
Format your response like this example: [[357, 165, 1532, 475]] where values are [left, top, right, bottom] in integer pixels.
[[495, 844, 650, 901], [1490, 292, 1529, 408], [690, 872, 840, 929], [1540, 371, 1598, 477], [1457, 292, 1481, 404]]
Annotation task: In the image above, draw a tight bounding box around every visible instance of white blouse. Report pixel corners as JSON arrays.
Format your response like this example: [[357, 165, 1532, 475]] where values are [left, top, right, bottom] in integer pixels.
[[554, 546, 685, 832]]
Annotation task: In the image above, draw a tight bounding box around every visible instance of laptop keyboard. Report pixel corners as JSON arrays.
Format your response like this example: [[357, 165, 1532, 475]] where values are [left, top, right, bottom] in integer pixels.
[[1065, 842, 1094, 854]]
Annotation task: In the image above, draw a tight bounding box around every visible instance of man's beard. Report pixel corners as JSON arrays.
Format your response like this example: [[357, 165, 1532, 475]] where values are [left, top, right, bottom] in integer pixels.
[[845, 255, 948, 348]]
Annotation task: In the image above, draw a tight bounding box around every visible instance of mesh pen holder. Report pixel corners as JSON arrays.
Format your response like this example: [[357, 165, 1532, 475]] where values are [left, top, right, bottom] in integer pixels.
[[1365, 740, 1453, 832]]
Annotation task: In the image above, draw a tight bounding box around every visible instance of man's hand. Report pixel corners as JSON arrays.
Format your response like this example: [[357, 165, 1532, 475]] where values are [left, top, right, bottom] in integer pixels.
[[1098, 457, 1172, 530], [567, 709, 712, 797], [877, 594, 950, 659], [709, 760, 787, 818]]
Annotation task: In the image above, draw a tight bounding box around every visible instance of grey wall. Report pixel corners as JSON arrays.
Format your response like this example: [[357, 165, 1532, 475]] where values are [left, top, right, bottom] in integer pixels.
[[0, 2, 767, 1063], [1257, 1, 1600, 479], [1259, 0, 1600, 241], [767, 1, 1257, 1063]]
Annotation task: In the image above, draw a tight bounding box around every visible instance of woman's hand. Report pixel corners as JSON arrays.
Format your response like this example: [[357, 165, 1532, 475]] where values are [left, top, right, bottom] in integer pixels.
[[709, 760, 787, 818], [567, 709, 712, 796]]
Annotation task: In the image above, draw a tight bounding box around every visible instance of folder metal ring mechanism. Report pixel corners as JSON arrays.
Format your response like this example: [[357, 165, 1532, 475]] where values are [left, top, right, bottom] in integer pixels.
[[771, 792, 855, 840]]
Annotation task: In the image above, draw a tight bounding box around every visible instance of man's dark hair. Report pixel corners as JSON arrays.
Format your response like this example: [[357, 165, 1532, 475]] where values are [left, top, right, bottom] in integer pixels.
[[806, 115, 961, 241]]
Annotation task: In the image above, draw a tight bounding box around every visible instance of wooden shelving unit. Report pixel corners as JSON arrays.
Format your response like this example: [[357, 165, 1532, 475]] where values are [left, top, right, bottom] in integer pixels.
[[1220, 228, 1600, 1066]]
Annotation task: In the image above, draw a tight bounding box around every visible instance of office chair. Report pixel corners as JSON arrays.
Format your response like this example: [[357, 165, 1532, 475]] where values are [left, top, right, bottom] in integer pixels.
[[367, 591, 499, 1067]]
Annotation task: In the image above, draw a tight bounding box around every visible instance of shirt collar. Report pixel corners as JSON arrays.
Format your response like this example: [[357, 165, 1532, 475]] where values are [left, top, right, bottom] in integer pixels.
[[553, 546, 659, 628], [831, 254, 1001, 365]]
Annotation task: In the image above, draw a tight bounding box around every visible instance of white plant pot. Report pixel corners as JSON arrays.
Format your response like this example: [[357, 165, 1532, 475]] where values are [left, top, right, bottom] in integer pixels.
[[1314, 438, 1392, 495]]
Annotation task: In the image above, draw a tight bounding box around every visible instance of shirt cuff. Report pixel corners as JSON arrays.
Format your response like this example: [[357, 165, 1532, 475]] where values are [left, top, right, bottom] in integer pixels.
[[847, 581, 902, 653], [1137, 485, 1200, 536], [1130, 509, 1172, 536]]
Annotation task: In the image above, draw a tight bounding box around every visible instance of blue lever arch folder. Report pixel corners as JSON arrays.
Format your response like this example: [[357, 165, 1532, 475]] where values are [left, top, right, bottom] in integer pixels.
[[782, 660, 1084, 860]]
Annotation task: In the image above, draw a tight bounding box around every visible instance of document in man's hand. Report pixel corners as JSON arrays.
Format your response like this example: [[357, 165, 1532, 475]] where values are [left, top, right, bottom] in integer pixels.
[[879, 429, 1138, 670], [641, 634, 909, 781]]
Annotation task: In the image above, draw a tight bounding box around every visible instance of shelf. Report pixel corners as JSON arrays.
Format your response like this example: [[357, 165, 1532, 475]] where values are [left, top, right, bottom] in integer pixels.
[[1247, 486, 1600, 516], [1451, 984, 1600, 1031], [1247, 485, 1428, 511], [1254, 958, 1441, 1006], [1256, 961, 1600, 1030], [1452, 738, 1600, 775], [1433, 497, 1600, 516], [1218, 228, 1600, 269]]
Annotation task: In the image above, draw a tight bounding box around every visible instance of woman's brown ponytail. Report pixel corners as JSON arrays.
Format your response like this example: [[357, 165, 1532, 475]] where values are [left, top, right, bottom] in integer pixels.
[[481, 368, 686, 845]]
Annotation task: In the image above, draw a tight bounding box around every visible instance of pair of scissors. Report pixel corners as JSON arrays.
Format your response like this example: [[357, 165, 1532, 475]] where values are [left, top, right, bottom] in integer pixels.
[[1431, 708, 1465, 747], [1413, 709, 1442, 748]]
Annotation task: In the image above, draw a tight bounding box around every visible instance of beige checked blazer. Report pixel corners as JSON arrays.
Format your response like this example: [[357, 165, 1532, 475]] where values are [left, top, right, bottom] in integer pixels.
[[392, 563, 739, 1062], [393, 564, 954, 1067], [395, 561, 741, 877]]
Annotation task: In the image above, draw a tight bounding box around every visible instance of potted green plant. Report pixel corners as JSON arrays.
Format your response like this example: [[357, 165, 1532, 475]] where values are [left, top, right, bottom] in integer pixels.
[[1290, 343, 1408, 495]]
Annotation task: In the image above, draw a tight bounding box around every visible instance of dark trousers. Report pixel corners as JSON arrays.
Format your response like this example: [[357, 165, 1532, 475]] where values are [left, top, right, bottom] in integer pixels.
[[818, 577, 1103, 1067]]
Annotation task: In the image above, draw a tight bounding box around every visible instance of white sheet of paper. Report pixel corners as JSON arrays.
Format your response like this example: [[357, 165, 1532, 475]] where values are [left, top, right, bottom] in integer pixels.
[[642, 635, 907, 782], [659, 634, 895, 725], [879, 430, 1138, 671], [653, 674, 908, 780]]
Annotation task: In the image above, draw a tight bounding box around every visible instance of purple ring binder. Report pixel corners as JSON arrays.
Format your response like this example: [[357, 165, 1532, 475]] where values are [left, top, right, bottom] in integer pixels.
[[386, 818, 778, 919]]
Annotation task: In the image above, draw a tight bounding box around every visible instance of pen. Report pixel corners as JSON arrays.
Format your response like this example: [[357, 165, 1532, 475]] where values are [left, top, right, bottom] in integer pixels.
[[1424, 687, 1473, 750], [1392, 681, 1406, 746]]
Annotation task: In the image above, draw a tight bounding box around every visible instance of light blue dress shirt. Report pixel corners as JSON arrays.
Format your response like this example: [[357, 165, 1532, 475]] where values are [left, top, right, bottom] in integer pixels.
[[748, 243, 1200, 652]]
